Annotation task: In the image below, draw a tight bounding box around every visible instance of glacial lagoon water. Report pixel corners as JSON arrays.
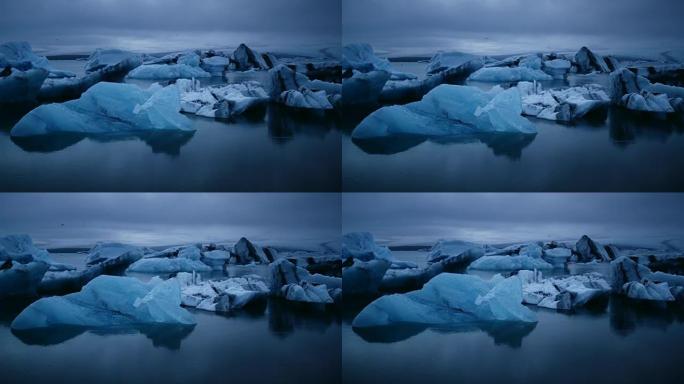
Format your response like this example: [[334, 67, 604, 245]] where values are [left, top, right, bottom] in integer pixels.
[[342, 62, 684, 192], [0, 253, 341, 384], [0, 60, 341, 192], [343, 249, 684, 384]]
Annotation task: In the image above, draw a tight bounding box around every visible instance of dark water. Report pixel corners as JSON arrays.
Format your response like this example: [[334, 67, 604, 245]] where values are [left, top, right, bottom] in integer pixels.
[[343, 250, 684, 383], [343, 298, 684, 384], [0, 253, 341, 384], [0, 61, 341, 192], [342, 62, 684, 192]]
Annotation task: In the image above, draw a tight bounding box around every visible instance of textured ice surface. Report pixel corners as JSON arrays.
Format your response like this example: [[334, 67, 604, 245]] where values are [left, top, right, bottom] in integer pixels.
[[519, 270, 610, 310], [342, 43, 416, 80], [623, 281, 675, 301], [85, 242, 144, 269], [11, 82, 193, 137], [469, 255, 553, 271], [344, 259, 391, 295], [519, 82, 610, 122], [127, 64, 210, 79], [11, 276, 196, 330], [352, 273, 536, 327], [469, 67, 552, 82], [426, 240, 484, 266], [352, 85, 536, 139], [127, 258, 211, 273], [178, 272, 269, 312], [85, 49, 143, 74], [342, 232, 393, 261]]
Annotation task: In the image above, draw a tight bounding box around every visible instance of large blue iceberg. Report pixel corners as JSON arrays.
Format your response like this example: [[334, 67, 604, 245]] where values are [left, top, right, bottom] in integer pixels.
[[11, 275, 196, 330], [353, 273, 537, 327], [11, 82, 193, 137], [352, 84, 536, 139]]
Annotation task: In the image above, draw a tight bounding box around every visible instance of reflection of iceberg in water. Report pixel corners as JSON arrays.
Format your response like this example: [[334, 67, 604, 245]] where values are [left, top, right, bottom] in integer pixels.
[[609, 295, 684, 337], [353, 321, 536, 348], [608, 108, 684, 147], [267, 104, 338, 143], [267, 298, 340, 338], [353, 132, 536, 159], [11, 324, 195, 350], [11, 130, 195, 156]]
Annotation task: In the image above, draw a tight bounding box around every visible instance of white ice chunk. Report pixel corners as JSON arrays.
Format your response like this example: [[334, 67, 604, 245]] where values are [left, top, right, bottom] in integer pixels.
[[341, 232, 393, 261], [623, 281, 675, 301], [127, 64, 210, 79], [126, 258, 211, 273]]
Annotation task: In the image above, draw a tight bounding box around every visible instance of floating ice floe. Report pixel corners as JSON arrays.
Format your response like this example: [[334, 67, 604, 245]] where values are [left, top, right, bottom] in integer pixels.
[[269, 258, 339, 304], [84, 49, 143, 74], [426, 51, 485, 77], [127, 258, 211, 273], [201, 250, 232, 270], [427, 240, 485, 268], [518, 81, 610, 122], [574, 46, 614, 74], [352, 84, 536, 140], [11, 82, 193, 137], [0, 67, 48, 103], [469, 255, 553, 271], [609, 68, 684, 113], [352, 273, 537, 328], [127, 64, 210, 80], [609, 256, 682, 301], [269, 64, 340, 109], [201, 55, 231, 75], [575, 235, 612, 263], [85, 242, 144, 271], [0, 260, 49, 299], [232, 43, 269, 71], [233, 237, 273, 264], [518, 270, 610, 310], [542, 59, 572, 79], [11, 275, 196, 330], [342, 43, 416, 81], [177, 79, 269, 118], [342, 232, 393, 261], [178, 272, 269, 312], [343, 70, 390, 106], [543, 247, 573, 267], [468, 66, 553, 82]]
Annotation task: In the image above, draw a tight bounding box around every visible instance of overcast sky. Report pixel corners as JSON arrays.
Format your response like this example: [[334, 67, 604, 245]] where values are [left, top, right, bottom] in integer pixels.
[[342, 193, 684, 246], [0, 193, 340, 248], [343, 0, 684, 56], [0, 0, 341, 54]]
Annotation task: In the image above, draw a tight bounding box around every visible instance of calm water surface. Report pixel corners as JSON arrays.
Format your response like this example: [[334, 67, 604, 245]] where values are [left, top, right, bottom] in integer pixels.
[[345, 249, 684, 384], [0, 253, 341, 383], [343, 62, 684, 191], [0, 60, 341, 191]]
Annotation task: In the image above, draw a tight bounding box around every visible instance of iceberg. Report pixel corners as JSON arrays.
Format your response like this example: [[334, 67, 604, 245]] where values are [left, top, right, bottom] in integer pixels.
[[11, 82, 193, 137], [519, 82, 610, 122], [620, 92, 674, 113], [352, 273, 537, 328], [200, 55, 231, 74], [233, 237, 272, 264], [201, 250, 231, 270], [178, 80, 269, 118], [85, 242, 144, 271], [232, 44, 268, 71], [468, 67, 553, 82], [623, 280, 675, 301], [126, 258, 211, 273], [178, 273, 269, 312], [609, 68, 682, 112], [38, 266, 104, 294], [281, 281, 334, 304], [610, 256, 652, 292], [342, 43, 416, 80], [0, 67, 49, 103], [341, 232, 393, 261], [342, 70, 390, 106], [11, 275, 196, 330], [542, 59, 571, 79], [269, 258, 311, 292], [519, 270, 610, 310], [280, 88, 334, 110], [542, 247, 573, 267], [0, 41, 51, 70], [352, 85, 536, 140], [343, 259, 391, 295], [268, 64, 310, 97], [0, 234, 52, 264], [576, 235, 611, 263], [0, 260, 49, 298], [127, 64, 210, 80], [426, 240, 484, 268], [574, 46, 612, 74], [468, 255, 553, 271], [426, 51, 484, 76], [85, 49, 143, 74]]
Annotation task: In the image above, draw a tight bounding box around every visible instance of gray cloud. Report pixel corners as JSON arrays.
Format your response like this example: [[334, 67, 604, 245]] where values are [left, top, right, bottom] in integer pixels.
[[0, 0, 341, 54], [342, 193, 684, 245], [343, 0, 684, 55], [0, 193, 340, 248]]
